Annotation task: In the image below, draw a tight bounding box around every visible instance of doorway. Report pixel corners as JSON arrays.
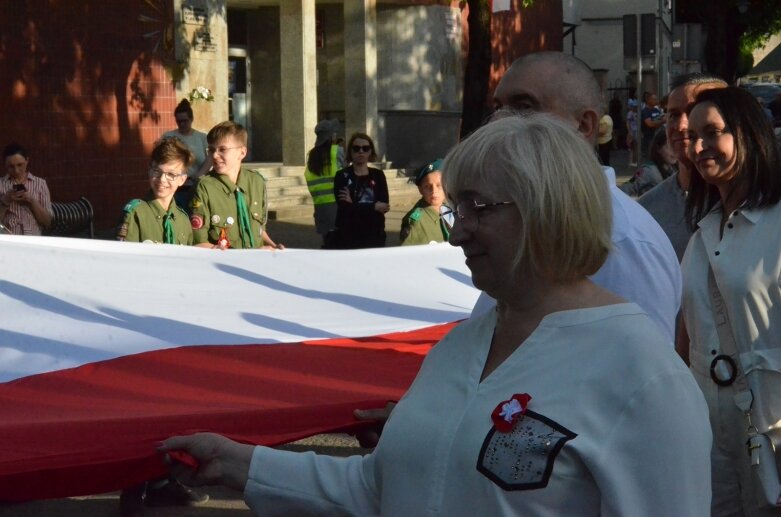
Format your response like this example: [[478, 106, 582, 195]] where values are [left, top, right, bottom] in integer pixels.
[[227, 9, 252, 159]]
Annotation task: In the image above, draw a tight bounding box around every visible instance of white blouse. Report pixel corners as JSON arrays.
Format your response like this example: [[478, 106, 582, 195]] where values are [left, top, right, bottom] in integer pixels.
[[245, 304, 711, 516], [682, 200, 781, 431]]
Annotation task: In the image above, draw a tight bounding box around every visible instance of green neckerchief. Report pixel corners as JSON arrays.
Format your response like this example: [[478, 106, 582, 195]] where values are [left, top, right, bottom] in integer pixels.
[[150, 196, 177, 244], [162, 212, 175, 244], [440, 217, 450, 241], [235, 188, 255, 248]]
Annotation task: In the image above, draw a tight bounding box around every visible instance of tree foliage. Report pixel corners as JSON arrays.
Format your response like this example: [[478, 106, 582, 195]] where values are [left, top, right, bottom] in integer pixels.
[[678, 0, 781, 83]]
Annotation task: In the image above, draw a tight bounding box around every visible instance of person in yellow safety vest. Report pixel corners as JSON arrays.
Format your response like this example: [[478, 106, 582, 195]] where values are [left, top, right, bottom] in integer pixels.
[[305, 119, 346, 246]]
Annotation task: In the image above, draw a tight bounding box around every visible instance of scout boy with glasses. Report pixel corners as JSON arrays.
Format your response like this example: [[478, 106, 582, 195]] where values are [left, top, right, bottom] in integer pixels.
[[116, 137, 195, 244], [189, 121, 282, 250]]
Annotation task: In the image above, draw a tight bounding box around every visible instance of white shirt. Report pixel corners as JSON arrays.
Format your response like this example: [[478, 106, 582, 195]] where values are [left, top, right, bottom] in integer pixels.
[[682, 201, 781, 432], [472, 166, 682, 345], [162, 129, 208, 178], [244, 305, 711, 516]]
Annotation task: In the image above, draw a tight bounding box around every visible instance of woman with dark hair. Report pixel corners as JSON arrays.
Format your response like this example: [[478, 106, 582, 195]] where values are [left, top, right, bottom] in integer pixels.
[[680, 86, 781, 514], [163, 99, 211, 210], [0, 142, 52, 235], [620, 128, 677, 197], [330, 132, 389, 248], [305, 119, 345, 245]]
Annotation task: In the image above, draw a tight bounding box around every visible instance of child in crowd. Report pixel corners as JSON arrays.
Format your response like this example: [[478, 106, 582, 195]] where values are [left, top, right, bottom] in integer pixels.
[[116, 139, 207, 515], [116, 137, 193, 244], [189, 121, 282, 249], [626, 98, 639, 167], [620, 128, 677, 198], [399, 159, 452, 245]]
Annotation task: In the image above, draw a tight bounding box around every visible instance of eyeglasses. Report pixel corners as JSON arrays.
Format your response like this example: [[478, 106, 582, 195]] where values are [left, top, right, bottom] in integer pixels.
[[352, 145, 372, 153], [440, 200, 514, 232], [175, 118, 191, 124], [148, 168, 185, 182], [207, 146, 243, 155]]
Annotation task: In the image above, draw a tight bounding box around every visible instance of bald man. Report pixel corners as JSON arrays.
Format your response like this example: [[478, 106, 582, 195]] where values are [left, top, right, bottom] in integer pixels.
[[473, 51, 681, 345], [639, 73, 728, 262], [355, 52, 685, 444]]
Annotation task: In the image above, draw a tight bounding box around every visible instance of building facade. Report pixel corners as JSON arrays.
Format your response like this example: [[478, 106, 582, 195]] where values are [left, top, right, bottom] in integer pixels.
[[564, 0, 673, 104], [0, 0, 561, 231]]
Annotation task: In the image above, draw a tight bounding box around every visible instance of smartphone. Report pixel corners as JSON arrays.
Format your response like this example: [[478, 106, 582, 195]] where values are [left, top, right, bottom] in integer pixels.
[[13, 184, 26, 192]]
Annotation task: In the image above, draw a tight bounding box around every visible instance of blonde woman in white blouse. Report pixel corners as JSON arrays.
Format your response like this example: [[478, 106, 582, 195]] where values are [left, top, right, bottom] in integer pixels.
[[161, 114, 711, 516]]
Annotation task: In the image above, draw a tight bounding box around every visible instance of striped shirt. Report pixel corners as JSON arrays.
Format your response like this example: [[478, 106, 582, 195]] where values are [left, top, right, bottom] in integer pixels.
[[0, 172, 53, 235]]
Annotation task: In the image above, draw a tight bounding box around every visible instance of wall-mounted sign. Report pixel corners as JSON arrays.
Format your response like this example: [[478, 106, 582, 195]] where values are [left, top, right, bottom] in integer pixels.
[[443, 8, 459, 40], [493, 0, 510, 12], [194, 29, 217, 53], [183, 1, 208, 26]]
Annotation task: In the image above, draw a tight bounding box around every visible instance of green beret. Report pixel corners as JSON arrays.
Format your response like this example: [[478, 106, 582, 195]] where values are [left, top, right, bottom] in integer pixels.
[[415, 159, 444, 185]]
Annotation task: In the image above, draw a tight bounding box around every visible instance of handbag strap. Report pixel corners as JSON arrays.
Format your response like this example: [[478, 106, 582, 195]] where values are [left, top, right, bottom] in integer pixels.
[[707, 266, 755, 416]]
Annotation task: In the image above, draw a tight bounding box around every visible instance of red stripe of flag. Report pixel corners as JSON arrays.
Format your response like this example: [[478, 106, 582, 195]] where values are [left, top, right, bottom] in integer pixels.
[[0, 323, 456, 501]]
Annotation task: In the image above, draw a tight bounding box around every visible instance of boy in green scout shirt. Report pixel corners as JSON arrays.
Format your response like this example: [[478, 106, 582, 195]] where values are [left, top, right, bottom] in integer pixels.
[[117, 131, 207, 517], [116, 137, 194, 244], [190, 121, 282, 249], [399, 159, 453, 246]]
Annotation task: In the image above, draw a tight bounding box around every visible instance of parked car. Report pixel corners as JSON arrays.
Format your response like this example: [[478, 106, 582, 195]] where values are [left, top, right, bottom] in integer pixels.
[[743, 82, 781, 105]]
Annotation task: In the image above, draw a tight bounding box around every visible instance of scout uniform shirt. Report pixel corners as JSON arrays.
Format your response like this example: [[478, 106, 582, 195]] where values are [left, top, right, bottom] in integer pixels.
[[190, 167, 267, 248], [399, 199, 451, 246], [116, 195, 193, 244]]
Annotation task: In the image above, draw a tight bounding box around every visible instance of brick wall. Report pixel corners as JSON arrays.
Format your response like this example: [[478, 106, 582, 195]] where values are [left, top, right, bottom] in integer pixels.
[[490, 0, 564, 94], [0, 1, 179, 234]]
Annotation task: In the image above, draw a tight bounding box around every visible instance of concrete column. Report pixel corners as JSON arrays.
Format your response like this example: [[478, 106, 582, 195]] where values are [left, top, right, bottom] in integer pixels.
[[344, 0, 379, 144], [174, 0, 229, 130], [280, 0, 318, 166]]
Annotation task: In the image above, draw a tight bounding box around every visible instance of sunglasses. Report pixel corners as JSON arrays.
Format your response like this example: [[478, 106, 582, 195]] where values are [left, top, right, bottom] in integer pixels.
[[352, 145, 372, 153]]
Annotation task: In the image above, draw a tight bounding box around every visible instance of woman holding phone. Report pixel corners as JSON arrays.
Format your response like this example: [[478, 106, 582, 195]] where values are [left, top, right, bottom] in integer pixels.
[[0, 142, 52, 235]]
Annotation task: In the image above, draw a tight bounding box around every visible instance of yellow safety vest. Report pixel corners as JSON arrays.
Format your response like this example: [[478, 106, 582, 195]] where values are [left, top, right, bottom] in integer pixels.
[[304, 144, 340, 205]]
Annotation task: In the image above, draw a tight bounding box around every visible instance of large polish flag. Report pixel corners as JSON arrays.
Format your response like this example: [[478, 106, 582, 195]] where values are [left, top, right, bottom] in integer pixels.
[[0, 235, 479, 501]]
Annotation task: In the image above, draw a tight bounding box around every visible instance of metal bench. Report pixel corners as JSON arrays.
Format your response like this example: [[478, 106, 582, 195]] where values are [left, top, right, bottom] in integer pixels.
[[44, 197, 95, 238]]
